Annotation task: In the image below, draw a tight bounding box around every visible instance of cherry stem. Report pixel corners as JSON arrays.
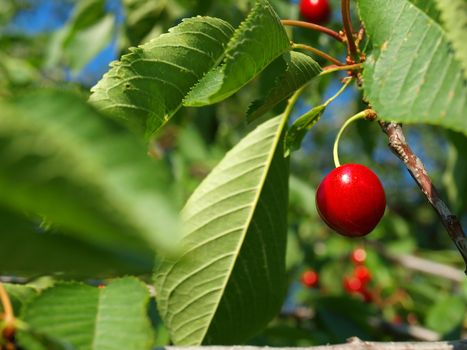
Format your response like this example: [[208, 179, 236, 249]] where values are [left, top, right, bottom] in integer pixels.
[[320, 63, 363, 76], [324, 77, 353, 107], [341, 0, 358, 57], [292, 43, 344, 66], [0, 283, 14, 328], [333, 109, 376, 168], [281, 19, 344, 43]]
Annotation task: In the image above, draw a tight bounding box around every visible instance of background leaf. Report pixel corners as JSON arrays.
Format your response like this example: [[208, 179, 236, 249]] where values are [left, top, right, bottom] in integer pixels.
[[0, 206, 153, 277], [90, 16, 235, 138], [434, 0, 467, 78], [155, 114, 290, 345], [19, 278, 154, 350], [358, 0, 467, 135], [247, 51, 322, 122], [0, 90, 179, 259], [183, 0, 291, 106]]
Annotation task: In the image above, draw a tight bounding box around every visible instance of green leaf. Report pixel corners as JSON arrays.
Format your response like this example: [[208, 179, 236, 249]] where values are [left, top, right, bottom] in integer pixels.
[[0, 90, 179, 257], [358, 0, 467, 135], [90, 17, 235, 138], [426, 295, 466, 335], [285, 104, 326, 156], [183, 0, 291, 106], [0, 206, 153, 277], [19, 278, 154, 350], [154, 114, 290, 345], [434, 0, 467, 78], [47, 0, 115, 75], [247, 51, 322, 122]]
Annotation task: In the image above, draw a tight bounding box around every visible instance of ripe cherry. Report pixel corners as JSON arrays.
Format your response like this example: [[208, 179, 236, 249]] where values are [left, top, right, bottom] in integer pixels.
[[343, 276, 362, 293], [315, 164, 386, 237], [351, 247, 367, 264], [354, 265, 372, 284], [301, 269, 319, 288], [299, 0, 331, 25]]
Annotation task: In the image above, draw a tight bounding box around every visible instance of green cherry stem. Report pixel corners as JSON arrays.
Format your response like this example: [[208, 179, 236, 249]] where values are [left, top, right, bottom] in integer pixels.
[[324, 77, 353, 107], [333, 109, 377, 168]]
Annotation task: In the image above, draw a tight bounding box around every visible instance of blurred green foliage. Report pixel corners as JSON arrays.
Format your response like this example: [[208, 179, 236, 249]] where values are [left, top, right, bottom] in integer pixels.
[[0, 0, 465, 346]]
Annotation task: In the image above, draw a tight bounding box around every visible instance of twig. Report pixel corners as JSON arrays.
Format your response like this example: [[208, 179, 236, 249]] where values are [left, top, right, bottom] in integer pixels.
[[162, 338, 467, 350], [280, 307, 441, 342], [367, 241, 465, 282], [341, 0, 358, 58], [379, 122, 467, 275], [281, 19, 344, 43], [292, 43, 344, 66]]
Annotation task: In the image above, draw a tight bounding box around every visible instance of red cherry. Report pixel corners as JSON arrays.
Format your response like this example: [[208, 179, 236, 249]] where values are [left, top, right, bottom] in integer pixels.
[[354, 265, 372, 284], [343, 276, 362, 293], [315, 164, 386, 237], [301, 270, 319, 288], [299, 0, 331, 25], [351, 247, 367, 264]]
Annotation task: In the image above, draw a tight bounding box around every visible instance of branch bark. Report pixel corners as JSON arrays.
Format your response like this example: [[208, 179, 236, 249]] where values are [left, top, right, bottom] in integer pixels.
[[379, 122, 467, 274], [162, 338, 467, 350]]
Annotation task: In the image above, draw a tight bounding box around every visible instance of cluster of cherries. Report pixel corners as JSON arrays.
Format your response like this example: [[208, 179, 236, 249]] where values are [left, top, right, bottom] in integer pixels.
[[343, 247, 373, 302], [300, 248, 374, 303]]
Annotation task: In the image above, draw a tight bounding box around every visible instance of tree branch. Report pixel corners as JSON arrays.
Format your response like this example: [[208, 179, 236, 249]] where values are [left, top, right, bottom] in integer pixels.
[[162, 338, 467, 350], [379, 122, 467, 274]]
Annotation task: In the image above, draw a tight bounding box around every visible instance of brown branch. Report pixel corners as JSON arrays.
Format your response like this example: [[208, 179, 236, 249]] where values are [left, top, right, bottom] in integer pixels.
[[341, 0, 358, 57], [163, 338, 467, 350], [367, 241, 465, 282], [379, 122, 467, 274], [281, 20, 344, 43]]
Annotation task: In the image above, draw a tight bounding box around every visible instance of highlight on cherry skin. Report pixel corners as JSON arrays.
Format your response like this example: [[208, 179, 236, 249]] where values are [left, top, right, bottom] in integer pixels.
[[315, 164, 386, 237], [299, 0, 331, 25]]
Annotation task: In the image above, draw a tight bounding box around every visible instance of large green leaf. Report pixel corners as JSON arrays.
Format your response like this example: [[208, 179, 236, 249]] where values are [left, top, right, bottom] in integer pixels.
[[0, 90, 179, 257], [18, 278, 154, 350], [154, 114, 290, 345], [247, 51, 322, 122], [358, 0, 467, 135], [90, 17, 235, 138], [434, 0, 467, 78], [0, 207, 152, 277], [183, 0, 291, 106]]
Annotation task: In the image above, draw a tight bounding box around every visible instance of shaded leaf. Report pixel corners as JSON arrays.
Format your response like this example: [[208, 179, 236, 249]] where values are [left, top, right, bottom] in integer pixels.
[[247, 51, 321, 122], [90, 16, 235, 138], [409, 0, 441, 23], [155, 114, 290, 345], [0, 206, 153, 277], [19, 278, 154, 350], [183, 0, 291, 106], [358, 0, 467, 135], [0, 90, 179, 256], [285, 104, 326, 156]]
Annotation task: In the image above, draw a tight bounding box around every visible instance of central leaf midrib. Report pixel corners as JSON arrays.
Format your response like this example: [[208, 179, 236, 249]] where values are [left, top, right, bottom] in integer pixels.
[[197, 114, 287, 343]]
